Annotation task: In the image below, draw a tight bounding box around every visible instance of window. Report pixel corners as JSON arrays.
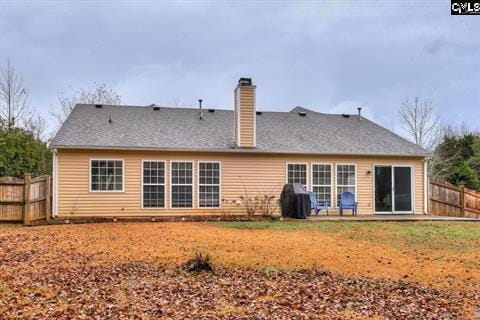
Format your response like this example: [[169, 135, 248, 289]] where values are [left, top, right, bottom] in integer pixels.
[[336, 164, 356, 206], [198, 162, 221, 208], [287, 163, 307, 186], [142, 161, 165, 208], [171, 161, 193, 208], [312, 164, 332, 205], [90, 160, 123, 191]]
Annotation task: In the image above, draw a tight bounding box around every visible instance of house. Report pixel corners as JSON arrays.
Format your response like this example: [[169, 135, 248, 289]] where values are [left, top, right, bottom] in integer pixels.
[[51, 78, 429, 218]]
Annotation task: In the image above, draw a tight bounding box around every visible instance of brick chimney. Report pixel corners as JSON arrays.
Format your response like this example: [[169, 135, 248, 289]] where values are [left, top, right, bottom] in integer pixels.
[[233, 78, 256, 148]]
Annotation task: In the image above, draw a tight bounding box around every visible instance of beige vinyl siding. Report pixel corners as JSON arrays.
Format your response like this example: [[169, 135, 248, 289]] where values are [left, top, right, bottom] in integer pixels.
[[238, 86, 255, 147], [56, 149, 426, 217], [414, 163, 424, 212], [234, 86, 255, 148], [233, 91, 239, 145]]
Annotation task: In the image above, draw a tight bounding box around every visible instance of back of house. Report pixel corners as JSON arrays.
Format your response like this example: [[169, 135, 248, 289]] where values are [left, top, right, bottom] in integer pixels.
[[50, 78, 429, 218]]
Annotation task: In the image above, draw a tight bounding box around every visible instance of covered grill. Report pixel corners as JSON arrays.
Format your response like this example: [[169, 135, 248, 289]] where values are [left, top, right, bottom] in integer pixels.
[[280, 183, 311, 219]]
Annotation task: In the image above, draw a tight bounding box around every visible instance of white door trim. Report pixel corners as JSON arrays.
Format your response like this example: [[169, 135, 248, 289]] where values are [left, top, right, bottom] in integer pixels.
[[373, 164, 414, 214]]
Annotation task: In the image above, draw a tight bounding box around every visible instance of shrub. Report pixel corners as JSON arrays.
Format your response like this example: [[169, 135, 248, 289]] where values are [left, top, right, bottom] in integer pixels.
[[184, 252, 214, 273], [239, 194, 258, 217], [239, 192, 278, 218], [0, 128, 52, 177], [258, 194, 278, 217], [220, 199, 235, 217]]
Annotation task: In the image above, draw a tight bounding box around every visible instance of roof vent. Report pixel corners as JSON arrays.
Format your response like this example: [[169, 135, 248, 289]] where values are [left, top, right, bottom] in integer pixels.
[[198, 99, 203, 120], [357, 107, 362, 120], [256, 111, 262, 115], [153, 106, 160, 111], [298, 111, 306, 117], [95, 104, 102, 108], [342, 114, 350, 118], [108, 115, 112, 123], [208, 109, 215, 113]]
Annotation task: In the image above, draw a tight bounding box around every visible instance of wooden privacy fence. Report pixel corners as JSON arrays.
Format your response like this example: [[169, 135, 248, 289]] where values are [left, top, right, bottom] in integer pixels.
[[0, 174, 51, 225], [429, 178, 480, 218]]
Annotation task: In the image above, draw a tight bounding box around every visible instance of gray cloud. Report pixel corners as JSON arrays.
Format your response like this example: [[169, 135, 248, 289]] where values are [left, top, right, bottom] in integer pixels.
[[1, 0, 479, 136]]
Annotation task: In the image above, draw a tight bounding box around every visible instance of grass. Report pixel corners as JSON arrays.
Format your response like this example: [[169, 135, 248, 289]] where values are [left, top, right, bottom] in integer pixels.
[[213, 221, 480, 252]]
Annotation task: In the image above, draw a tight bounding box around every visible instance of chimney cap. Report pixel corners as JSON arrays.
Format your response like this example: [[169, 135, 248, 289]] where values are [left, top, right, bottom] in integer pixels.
[[238, 78, 252, 86]]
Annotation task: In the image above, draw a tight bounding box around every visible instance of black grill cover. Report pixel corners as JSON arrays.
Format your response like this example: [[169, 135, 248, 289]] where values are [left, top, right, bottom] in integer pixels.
[[280, 183, 311, 219]]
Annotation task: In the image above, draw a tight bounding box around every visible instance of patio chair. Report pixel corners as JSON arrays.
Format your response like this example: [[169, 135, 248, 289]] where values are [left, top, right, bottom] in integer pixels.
[[309, 192, 329, 216], [339, 192, 357, 216]]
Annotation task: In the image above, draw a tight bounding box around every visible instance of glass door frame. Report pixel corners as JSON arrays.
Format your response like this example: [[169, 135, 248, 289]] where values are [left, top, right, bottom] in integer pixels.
[[373, 164, 414, 214]]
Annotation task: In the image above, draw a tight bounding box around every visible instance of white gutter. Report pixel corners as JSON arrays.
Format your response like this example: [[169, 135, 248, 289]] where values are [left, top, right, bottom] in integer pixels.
[[52, 149, 58, 217], [50, 145, 430, 158]]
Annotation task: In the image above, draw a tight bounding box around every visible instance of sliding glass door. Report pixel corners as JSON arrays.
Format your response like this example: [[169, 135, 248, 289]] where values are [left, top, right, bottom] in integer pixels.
[[374, 165, 413, 213], [374, 166, 392, 212], [393, 167, 412, 212]]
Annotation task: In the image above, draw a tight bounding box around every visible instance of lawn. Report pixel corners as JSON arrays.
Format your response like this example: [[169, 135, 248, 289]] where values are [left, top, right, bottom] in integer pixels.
[[214, 220, 480, 252], [0, 221, 478, 319]]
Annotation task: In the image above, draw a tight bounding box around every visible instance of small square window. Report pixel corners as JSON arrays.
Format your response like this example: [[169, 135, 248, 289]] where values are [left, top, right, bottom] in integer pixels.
[[90, 160, 123, 191]]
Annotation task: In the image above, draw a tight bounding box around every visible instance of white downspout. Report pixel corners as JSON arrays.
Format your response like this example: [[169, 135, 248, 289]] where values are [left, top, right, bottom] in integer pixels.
[[52, 149, 58, 217], [423, 158, 428, 214]]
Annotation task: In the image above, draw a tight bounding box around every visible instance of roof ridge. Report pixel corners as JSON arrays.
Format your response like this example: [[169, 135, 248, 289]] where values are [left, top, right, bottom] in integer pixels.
[[75, 103, 362, 117]]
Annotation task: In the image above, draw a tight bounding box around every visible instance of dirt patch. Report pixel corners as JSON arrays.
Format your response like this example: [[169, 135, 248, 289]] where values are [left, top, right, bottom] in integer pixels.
[[30, 222, 480, 291], [0, 222, 479, 318]]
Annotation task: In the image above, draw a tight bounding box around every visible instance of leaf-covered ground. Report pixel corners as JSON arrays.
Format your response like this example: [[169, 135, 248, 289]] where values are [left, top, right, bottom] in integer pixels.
[[0, 222, 479, 319]]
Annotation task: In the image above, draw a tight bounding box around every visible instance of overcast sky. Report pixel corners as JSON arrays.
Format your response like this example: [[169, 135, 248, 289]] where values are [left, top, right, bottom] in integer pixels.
[[1, 0, 479, 136]]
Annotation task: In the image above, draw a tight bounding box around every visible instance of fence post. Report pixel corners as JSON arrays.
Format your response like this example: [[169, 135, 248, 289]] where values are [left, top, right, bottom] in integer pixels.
[[427, 178, 431, 215], [459, 184, 465, 217], [23, 173, 31, 225], [45, 176, 51, 222]]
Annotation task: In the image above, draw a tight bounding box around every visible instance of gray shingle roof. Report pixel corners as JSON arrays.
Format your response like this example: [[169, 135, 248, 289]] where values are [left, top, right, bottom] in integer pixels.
[[51, 104, 429, 157]]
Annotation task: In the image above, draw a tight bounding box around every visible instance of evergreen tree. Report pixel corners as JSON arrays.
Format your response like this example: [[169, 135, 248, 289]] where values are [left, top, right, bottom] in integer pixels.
[[0, 128, 52, 177], [432, 134, 480, 190]]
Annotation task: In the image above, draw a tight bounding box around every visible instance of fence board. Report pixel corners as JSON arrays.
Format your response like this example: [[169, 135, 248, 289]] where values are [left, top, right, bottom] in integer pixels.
[[0, 175, 51, 224], [429, 178, 480, 218], [0, 177, 24, 222], [464, 188, 480, 218]]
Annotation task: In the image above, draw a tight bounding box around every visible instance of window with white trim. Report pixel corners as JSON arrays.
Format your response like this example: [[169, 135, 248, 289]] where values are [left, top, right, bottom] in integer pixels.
[[312, 164, 332, 205], [287, 163, 307, 186], [198, 162, 220, 208], [336, 164, 356, 205], [142, 161, 165, 208], [90, 160, 123, 191], [171, 161, 193, 208]]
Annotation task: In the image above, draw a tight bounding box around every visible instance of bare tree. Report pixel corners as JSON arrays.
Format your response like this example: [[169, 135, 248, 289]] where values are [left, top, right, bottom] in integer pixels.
[[24, 112, 49, 141], [53, 83, 122, 126], [399, 97, 439, 150], [439, 121, 475, 138], [0, 60, 30, 129]]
